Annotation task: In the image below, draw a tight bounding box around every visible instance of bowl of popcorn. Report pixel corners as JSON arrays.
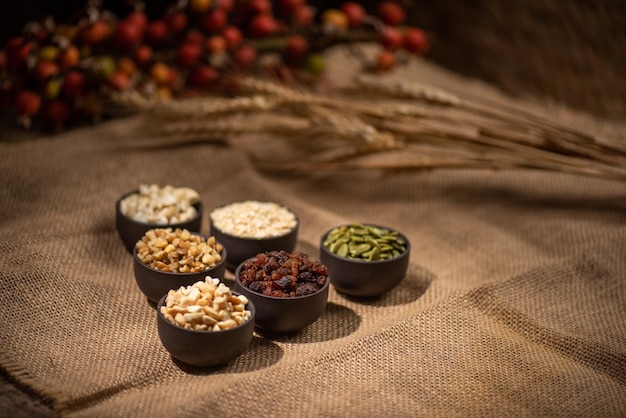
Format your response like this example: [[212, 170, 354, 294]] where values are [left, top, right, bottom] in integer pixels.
[[209, 200, 299, 271], [133, 227, 227, 304], [319, 223, 410, 298], [157, 277, 255, 367], [116, 184, 203, 253], [234, 250, 329, 334]]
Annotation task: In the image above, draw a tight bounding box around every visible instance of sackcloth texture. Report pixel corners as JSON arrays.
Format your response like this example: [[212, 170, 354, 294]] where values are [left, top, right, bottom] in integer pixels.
[[1, 47, 625, 417]]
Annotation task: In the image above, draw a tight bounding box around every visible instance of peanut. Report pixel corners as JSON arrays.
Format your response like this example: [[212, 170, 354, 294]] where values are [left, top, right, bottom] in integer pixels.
[[136, 228, 223, 273]]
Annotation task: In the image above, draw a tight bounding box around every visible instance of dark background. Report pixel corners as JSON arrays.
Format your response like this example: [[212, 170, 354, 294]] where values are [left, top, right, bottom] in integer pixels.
[[2, 0, 625, 120]]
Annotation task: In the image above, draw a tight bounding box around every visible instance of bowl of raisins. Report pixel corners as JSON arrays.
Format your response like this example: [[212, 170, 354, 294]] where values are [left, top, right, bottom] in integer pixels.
[[116, 185, 203, 254], [319, 223, 410, 298], [133, 228, 227, 304], [234, 250, 330, 334], [209, 200, 299, 271]]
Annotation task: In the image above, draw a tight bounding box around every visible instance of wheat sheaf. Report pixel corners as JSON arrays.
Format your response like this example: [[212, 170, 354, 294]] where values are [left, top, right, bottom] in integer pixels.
[[112, 74, 626, 182]]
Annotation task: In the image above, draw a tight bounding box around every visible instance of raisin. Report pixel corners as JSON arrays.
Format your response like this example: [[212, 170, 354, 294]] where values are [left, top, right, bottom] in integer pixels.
[[276, 267, 291, 278], [266, 258, 280, 272], [276, 276, 292, 289], [249, 281, 264, 293], [262, 286, 273, 296], [298, 271, 314, 283], [255, 269, 268, 281], [290, 262, 299, 276], [317, 276, 327, 287], [296, 283, 318, 296], [239, 270, 255, 285], [311, 261, 327, 275]]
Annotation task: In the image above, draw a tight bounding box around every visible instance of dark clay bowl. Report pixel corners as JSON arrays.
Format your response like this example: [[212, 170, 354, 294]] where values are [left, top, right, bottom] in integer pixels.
[[234, 260, 329, 334], [133, 239, 227, 304], [319, 224, 411, 298], [156, 291, 255, 367], [209, 203, 299, 271], [116, 189, 203, 254]]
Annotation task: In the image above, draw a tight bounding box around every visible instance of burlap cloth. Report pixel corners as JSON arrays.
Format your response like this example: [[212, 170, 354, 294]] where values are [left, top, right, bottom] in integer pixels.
[[1, 48, 625, 417]]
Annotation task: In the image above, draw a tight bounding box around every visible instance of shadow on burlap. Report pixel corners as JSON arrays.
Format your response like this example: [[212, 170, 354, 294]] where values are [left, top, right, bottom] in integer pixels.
[[0, 47, 625, 417]]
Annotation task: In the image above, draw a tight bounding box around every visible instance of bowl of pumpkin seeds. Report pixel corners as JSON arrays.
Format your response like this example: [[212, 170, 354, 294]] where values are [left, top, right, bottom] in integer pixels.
[[319, 223, 410, 298]]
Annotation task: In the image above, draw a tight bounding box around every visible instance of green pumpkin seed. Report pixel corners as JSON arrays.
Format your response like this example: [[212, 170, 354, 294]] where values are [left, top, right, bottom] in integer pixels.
[[349, 235, 365, 243], [350, 243, 371, 257], [336, 242, 349, 257], [367, 226, 384, 237], [329, 236, 349, 253], [349, 226, 369, 235], [367, 246, 380, 261], [365, 236, 381, 248]]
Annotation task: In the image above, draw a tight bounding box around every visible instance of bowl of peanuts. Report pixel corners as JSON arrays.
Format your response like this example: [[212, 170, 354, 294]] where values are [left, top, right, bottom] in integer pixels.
[[116, 184, 203, 253], [234, 250, 330, 334], [133, 228, 227, 304], [209, 200, 299, 271], [157, 277, 255, 367], [319, 223, 411, 298]]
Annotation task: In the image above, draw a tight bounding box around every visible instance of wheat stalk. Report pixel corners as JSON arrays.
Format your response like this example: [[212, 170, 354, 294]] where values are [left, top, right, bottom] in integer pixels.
[[150, 95, 280, 119], [120, 74, 626, 182], [350, 75, 626, 166], [353, 73, 463, 106], [236, 77, 323, 104]]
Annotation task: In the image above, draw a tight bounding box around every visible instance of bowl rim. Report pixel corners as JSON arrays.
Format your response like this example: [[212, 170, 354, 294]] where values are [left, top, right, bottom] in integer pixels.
[[234, 256, 331, 301], [133, 231, 227, 276], [156, 290, 255, 335], [320, 222, 411, 265], [117, 188, 203, 227], [208, 200, 299, 241]]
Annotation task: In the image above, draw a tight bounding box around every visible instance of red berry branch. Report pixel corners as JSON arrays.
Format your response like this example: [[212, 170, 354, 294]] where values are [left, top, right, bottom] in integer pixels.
[[0, 0, 430, 132]]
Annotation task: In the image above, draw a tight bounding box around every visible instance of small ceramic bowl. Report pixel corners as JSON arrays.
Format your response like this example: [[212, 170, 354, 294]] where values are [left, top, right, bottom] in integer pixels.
[[133, 236, 227, 304], [116, 189, 203, 254], [209, 201, 299, 271], [319, 223, 411, 298], [234, 253, 330, 334], [156, 291, 255, 367]]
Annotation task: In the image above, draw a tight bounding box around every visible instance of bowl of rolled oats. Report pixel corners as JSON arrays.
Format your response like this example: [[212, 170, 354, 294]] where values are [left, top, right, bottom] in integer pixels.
[[319, 223, 411, 298], [133, 228, 227, 304], [209, 200, 299, 271], [157, 277, 255, 367], [116, 184, 203, 253]]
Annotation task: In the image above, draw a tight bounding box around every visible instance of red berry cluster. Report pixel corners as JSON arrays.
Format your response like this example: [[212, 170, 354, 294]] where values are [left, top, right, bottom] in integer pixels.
[[0, 1, 430, 132]]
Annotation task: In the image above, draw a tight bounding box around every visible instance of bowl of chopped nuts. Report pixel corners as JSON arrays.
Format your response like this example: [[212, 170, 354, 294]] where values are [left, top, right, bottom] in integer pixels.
[[133, 228, 227, 304], [157, 277, 255, 367], [234, 250, 330, 334], [116, 184, 203, 253], [319, 223, 410, 298], [209, 200, 299, 271]]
